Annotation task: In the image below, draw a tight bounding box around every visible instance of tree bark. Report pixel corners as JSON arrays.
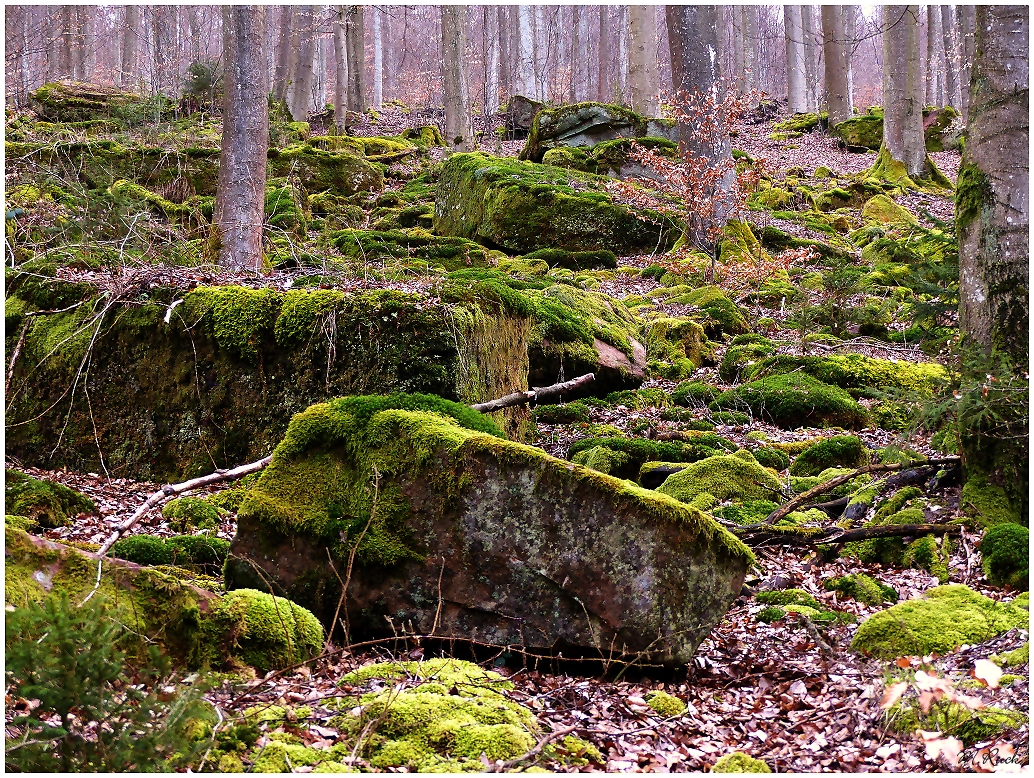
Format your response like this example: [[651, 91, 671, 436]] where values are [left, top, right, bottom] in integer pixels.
[[332, 7, 348, 133], [627, 5, 659, 115], [597, 6, 610, 101], [958, 5, 976, 121], [498, 6, 511, 99], [742, 6, 759, 95], [371, 6, 383, 108], [822, 5, 852, 124], [214, 6, 269, 272], [784, 5, 809, 113], [925, 5, 942, 105], [273, 6, 294, 104], [120, 5, 140, 89], [441, 5, 472, 152], [517, 5, 536, 98], [59, 6, 73, 79], [881, 5, 928, 179], [802, 5, 821, 111], [344, 5, 365, 114], [957, 5, 1029, 520], [570, 6, 586, 102], [939, 6, 959, 108], [286, 6, 315, 121], [666, 5, 725, 155], [381, 7, 394, 103]]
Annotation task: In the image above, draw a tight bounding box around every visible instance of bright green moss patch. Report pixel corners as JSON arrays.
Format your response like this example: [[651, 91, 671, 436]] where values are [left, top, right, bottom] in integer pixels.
[[789, 435, 867, 476], [993, 642, 1029, 669], [662, 286, 748, 338], [711, 373, 870, 430], [752, 447, 790, 472], [162, 497, 225, 532], [4, 470, 95, 529], [712, 751, 772, 773], [532, 402, 591, 424], [739, 353, 946, 396], [961, 473, 1022, 527], [333, 229, 500, 271], [568, 435, 736, 482], [830, 115, 883, 149], [861, 194, 918, 226], [824, 574, 898, 606], [645, 690, 687, 717], [671, 380, 719, 407], [656, 454, 784, 505], [215, 589, 324, 674], [519, 247, 618, 270], [887, 700, 1026, 747], [851, 585, 1029, 659], [756, 589, 822, 610], [980, 523, 1029, 590]]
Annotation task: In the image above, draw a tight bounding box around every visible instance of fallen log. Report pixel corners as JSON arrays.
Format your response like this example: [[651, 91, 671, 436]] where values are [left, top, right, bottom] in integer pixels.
[[737, 522, 960, 548], [763, 458, 961, 525], [469, 373, 595, 413]]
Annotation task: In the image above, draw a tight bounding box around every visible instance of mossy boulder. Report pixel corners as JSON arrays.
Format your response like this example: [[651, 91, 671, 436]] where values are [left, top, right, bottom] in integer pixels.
[[980, 523, 1029, 591], [830, 115, 883, 151], [4, 526, 322, 672], [737, 353, 946, 396], [712, 752, 771, 773], [226, 395, 752, 665], [4, 470, 95, 528], [520, 102, 661, 163], [433, 152, 675, 254], [788, 435, 868, 476], [568, 434, 737, 482], [824, 573, 898, 606], [657, 286, 749, 338], [517, 247, 617, 271], [162, 497, 225, 532], [656, 453, 784, 505], [643, 318, 716, 378], [711, 373, 870, 430], [861, 194, 919, 226], [851, 585, 1029, 659], [334, 229, 500, 271], [30, 81, 170, 123], [5, 288, 533, 480], [110, 534, 230, 576]]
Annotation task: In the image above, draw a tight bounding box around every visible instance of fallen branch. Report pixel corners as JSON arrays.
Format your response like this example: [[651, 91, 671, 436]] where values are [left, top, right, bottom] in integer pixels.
[[737, 522, 960, 547], [79, 454, 272, 605], [469, 373, 595, 413], [484, 725, 580, 772], [763, 458, 960, 525]]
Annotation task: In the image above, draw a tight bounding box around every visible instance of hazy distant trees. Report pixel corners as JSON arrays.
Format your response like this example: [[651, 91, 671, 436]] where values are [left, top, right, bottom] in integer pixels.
[[441, 5, 472, 151]]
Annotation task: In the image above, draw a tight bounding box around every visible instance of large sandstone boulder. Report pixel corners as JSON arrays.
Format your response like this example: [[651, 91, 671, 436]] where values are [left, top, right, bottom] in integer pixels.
[[226, 395, 753, 665], [30, 81, 173, 123], [432, 152, 677, 254], [502, 94, 543, 139], [520, 102, 677, 163]]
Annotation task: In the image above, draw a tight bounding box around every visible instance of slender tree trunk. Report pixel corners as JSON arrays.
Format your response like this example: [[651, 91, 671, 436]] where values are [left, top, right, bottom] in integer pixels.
[[822, 5, 852, 124], [344, 5, 364, 114], [925, 5, 941, 105], [286, 6, 315, 121], [627, 5, 659, 115], [843, 5, 856, 110], [273, 7, 294, 103], [215, 6, 269, 272], [784, 5, 808, 113], [381, 7, 393, 103], [597, 6, 610, 101], [958, 5, 976, 121], [517, 5, 535, 97], [881, 5, 928, 179], [332, 6, 348, 132], [187, 6, 202, 64], [570, 6, 585, 102], [802, 5, 821, 111], [497, 6, 511, 100], [371, 6, 383, 108], [73, 6, 90, 82], [59, 6, 74, 79], [151, 6, 176, 96], [441, 5, 472, 152], [314, 20, 327, 114], [940, 5, 959, 108], [120, 5, 140, 89], [957, 5, 1029, 525], [742, 6, 759, 95], [731, 7, 744, 93]]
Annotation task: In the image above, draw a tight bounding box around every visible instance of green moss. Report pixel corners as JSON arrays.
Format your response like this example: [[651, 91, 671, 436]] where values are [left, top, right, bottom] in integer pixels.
[[751, 447, 789, 472], [713, 500, 778, 525], [789, 436, 867, 477], [265, 179, 308, 236], [532, 402, 590, 424], [162, 497, 225, 532], [266, 144, 383, 197], [656, 454, 783, 505], [888, 700, 1026, 747], [902, 535, 950, 583], [861, 194, 919, 226], [980, 523, 1029, 590], [568, 435, 735, 481], [738, 353, 946, 396], [756, 606, 788, 623], [662, 286, 748, 338], [645, 690, 687, 717], [183, 286, 280, 362], [825, 574, 898, 606], [773, 113, 822, 133], [4, 470, 95, 529], [571, 445, 631, 476], [109, 534, 174, 566], [712, 751, 772, 773], [334, 229, 499, 272], [866, 145, 953, 191], [873, 487, 924, 523], [520, 102, 652, 162], [850, 584, 1029, 659], [961, 473, 1022, 527], [830, 115, 883, 149], [711, 373, 870, 430], [719, 341, 776, 383], [215, 589, 324, 674], [5, 514, 39, 533], [955, 163, 993, 233], [755, 588, 822, 610], [993, 642, 1029, 669], [671, 380, 719, 407], [399, 126, 446, 148], [518, 247, 617, 271]]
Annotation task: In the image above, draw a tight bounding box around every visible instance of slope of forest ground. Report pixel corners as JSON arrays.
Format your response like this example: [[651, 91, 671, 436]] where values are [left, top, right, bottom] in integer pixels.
[[4, 92, 1029, 773]]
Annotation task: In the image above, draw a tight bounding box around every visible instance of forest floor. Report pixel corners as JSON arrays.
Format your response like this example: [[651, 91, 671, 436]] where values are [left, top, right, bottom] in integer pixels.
[[5, 102, 1029, 773]]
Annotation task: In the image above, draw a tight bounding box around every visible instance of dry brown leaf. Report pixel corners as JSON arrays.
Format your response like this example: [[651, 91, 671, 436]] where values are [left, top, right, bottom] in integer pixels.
[[972, 658, 1004, 689], [880, 681, 908, 710]]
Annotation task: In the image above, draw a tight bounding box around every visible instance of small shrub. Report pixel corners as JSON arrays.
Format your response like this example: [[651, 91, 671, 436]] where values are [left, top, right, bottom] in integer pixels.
[[162, 497, 225, 532], [109, 534, 174, 566], [788, 435, 867, 476], [532, 402, 590, 424]]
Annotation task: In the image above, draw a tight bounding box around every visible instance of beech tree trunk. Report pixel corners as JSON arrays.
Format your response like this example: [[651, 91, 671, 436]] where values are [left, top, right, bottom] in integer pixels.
[[381, 8, 394, 103], [498, 6, 511, 99], [570, 6, 587, 102], [120, 5, 140, 89], [802, 5, 821, 111], [627, 5, 659, 115], [214, 6, 269, 273], [940, 5, 959, 108], [598, 6, 610, 101], [785, 6, 808, 113], [957, 5, 1029, 526], [517, 5, 536, 97], [742, 6, 759, 95], [59, 6, 73, 78], [731, 7, 744, 92], [441, 5, 472, 152], [485, 6, 501, 113], [925, 5, 942, 105], [345, 5, 365, 114], [371, 6, 383, 108], [881, 5, 928, 178], [273, 7, 294, 104], [958, 5, 976, 120], [72, 6, 90, 82], [286, 6, 316, 121], [332, 6, 348, 133], [822, 5, 852, 124]]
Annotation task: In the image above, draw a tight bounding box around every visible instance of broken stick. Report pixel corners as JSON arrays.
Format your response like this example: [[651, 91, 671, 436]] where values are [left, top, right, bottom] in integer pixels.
[[469, 373, 595, 413]]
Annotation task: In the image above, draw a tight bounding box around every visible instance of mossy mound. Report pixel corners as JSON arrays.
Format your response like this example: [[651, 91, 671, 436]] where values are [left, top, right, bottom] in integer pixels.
[[887, 700, 1026, 747], [851, 585, 1029, 659], [844, 491, 950, 582], [824, 574, 898, 606], [110, 534, 230, 576], [659, 286, 748, 338], [217, 589, 324, 674], [517, 247, 618, 271], [567, 434, 737, 482], [532, 402, 591, 424], [712, 751, 772, 773], [671, 380, 719, 407], [719, 339, 776, 382], [656, 453, 783, 505], [751, 447, 790, 472], [645, 690, 687, 717], [4, 470, 95, 529], [737, 353, 946, 396], [334, 228, 500, 271], [541, 136, 678, 177], [227, 395, 752, 665], [830, 115, 883, 150], [712, 373, 870, 430], [861, 193, 919, 226], [789, 436, 868, 476], [961, 473, 1023, 527], [520, 101, 656, 163], [162, 497, 226, 533], [433, 152, 674, 255], [643, 318, 716, 379], [980, 523, 1029, 591], [30, 81, 171, 123]]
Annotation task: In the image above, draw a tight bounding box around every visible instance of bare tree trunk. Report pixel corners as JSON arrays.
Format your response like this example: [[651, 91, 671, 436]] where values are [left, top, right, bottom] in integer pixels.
[[597, 6, 610, 101], [957, 4, 1029, 528], [533, 5, 546, 101], [286, 6, 315, 121], [843, 5, 856, 109], [72, 6, 90, 82], [742, 6, 759, 95], [881, 5, 928, 179], [730, 7, 744, 92], [617, 5, 628, 100], [497, 6, 511, 100], [273, 6, 294, 103], [958, 5, 976, 121], [784, 5, 808, 113], [345, 5, 364, 114], [516, 5, 535, 97], [381, 7, 394, 103], [59, 6, 73, 79], [187, 6, 202, 64], [314, 19, 327, 114], [940, 5, 959, 109], [802, 5, 821, 111], [570, 6, 585, 102], [332, 6, 348, 132], [371, 6, 383, 108], [151, 6, 176, 96], [442, 5, 472, 152], [6, 7, 26, 106], [627, 5, 659, 115], [214, 5, 269, 272], [925, 5, 942, 105], [120, 5, 140, 89], [822, 5, 852, 124]]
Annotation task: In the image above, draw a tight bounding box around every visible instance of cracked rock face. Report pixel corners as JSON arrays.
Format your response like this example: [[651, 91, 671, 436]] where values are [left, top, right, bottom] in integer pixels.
[[226, 398, 751, 665]]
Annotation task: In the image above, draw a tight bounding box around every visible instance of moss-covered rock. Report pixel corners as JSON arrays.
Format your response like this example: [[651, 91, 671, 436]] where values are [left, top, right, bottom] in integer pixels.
[[830, 115, 883, 150], [788, 435, 868, 476], [4, 470, 95, 528], [656, 453, 784, 505], [824, 573, 898, 606], [960, 473, 1023, 527], [980, 523, 1029, 591], [109, 534, 230, 576], [519, 102, 660, 163], [162, 497, 225, 532], [30, 81, 171, 123], [712, 751, 772, 773], [643, 317, 716, 378], [645, 690, 687, 717], [861, 194, 919, 226], [851, 585, 1029, 659], [216, 589, 323, 674], [433, 152, 675, 254], [738, 353, 946, 396], [568, 434, 737, 482], [887, 700, 1026, 747], [712, 373, 870, 430], [517, 247, 618, 270], [333, 228, 500, 271], [226, 396, 752, 665], [658, 286, 749, 338]]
